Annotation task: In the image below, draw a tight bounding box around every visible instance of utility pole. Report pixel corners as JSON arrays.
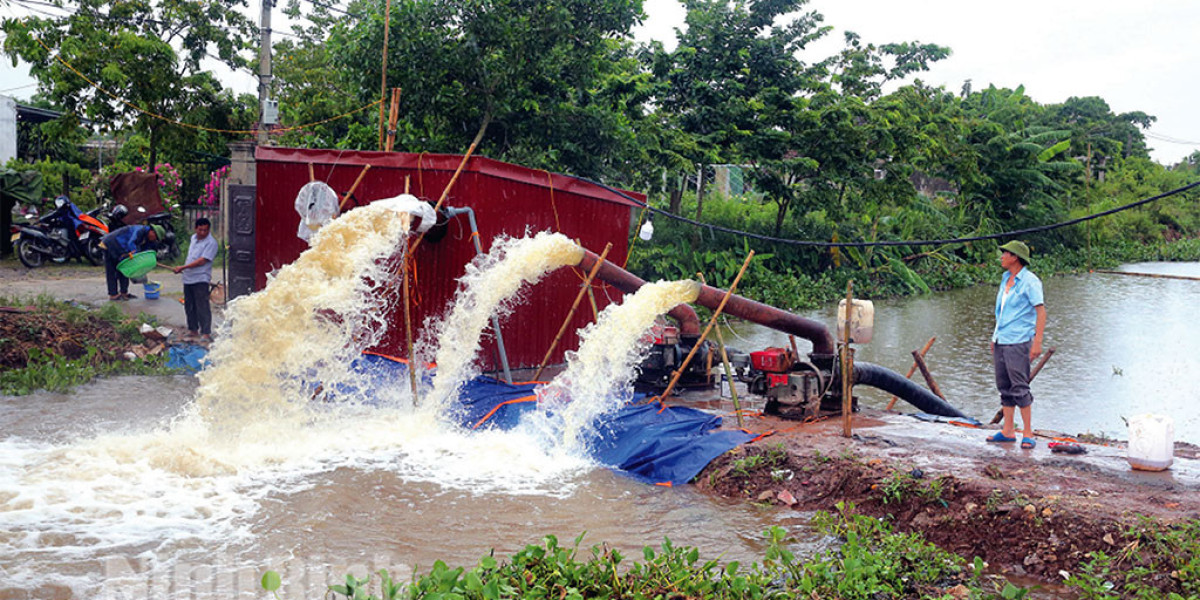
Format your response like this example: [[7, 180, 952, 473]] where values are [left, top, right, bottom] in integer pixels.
[[257, 0, 273, 145]]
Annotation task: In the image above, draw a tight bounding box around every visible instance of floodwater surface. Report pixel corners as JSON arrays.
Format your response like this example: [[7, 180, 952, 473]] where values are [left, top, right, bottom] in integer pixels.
[[727, 262, 1200, 443]]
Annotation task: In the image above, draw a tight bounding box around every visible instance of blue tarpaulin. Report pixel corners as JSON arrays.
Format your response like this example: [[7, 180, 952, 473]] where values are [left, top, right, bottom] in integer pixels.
[[358, 354, 756, 486], [166, 345, 208, 372]]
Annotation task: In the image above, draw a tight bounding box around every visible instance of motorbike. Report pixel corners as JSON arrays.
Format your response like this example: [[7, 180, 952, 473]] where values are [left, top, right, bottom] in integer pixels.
[[11, 197, 108, 268]]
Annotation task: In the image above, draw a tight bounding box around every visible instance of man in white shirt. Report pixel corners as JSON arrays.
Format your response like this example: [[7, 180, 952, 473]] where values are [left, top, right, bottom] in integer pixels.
[[172, 218, 219, 342]]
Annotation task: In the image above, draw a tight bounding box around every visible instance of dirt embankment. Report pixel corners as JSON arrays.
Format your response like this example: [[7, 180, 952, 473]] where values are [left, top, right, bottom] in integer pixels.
[[697, 413, 1200, 595]]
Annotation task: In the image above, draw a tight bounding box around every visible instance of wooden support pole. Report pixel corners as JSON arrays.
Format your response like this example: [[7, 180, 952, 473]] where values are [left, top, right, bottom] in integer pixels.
[[409, 114, 492, 254], [377, 0, 392, 150], [403, 240, 418, 405], [307, 163, 314, 182], [656, 252, 755, 405], [404, 175, 410, 194], [385, 87, 402, 152], [841, 281, 854, 437], [911, 350, 946, 400], [699, 273, 744, 428], [533, 242, 612, 381], [887, 336, 936, 410], [337, 164, 372, 211], [990, 346, 1056, 424]]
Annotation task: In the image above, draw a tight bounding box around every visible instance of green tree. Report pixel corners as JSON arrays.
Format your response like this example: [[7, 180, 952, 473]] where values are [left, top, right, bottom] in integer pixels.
[[1, 0, 257, 167]]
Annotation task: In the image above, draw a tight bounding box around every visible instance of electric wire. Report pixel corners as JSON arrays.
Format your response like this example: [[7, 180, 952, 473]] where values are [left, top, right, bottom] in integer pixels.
[[573, 175, 1200, 249]]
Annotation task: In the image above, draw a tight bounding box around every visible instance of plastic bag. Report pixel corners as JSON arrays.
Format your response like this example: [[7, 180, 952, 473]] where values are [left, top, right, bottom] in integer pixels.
[[294, 181, 339, 242]]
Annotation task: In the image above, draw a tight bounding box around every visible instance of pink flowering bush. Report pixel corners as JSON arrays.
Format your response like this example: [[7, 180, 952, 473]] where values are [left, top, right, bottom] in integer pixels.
[[197, 165, 229, 206], [135, 163, 184, 208]]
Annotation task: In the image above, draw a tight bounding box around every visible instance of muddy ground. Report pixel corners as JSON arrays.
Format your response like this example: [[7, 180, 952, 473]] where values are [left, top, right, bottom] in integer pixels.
[[697, 410, 1200, 594]]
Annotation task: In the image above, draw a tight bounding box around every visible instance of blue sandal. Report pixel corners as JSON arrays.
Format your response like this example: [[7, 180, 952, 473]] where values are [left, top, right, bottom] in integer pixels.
[[987, 432, 1017, 443], [1021, 437, 1036, 449]]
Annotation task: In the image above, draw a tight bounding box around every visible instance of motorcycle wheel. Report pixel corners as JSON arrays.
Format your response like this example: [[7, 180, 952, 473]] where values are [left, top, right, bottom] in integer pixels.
[[85, 236, 103, 266], [15, 239, 45, 268]]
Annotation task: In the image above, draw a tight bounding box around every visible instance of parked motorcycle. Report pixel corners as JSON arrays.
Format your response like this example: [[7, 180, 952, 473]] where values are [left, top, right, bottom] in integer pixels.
[[108, 203, 178, 261], [10, 197, 108, 268]]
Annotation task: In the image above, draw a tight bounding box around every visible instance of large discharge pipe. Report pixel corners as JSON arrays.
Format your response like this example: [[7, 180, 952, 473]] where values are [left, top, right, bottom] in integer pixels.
[[577, 251, 834, 356], [576, 250, 968, 419]]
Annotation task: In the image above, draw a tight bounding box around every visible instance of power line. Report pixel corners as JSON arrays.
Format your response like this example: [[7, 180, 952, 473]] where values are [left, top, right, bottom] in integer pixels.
[[574, 175, 1200, 249]]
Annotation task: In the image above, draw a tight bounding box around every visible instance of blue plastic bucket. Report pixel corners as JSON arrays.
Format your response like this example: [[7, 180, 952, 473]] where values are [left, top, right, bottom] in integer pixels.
[[143, 281, 161, 300]]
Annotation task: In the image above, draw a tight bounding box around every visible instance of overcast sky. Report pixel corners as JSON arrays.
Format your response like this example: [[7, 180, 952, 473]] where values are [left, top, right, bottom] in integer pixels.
[[2, 0, 1197, 165]]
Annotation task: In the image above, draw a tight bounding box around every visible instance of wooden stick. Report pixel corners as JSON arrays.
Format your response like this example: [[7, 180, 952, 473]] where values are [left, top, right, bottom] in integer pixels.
[[887, 336, 936, 410], [409, 114, 492, 253], [404, 175, 410, 194], [656, 252, 754, 405], [990, 346, 1056, 424], [699, 273, 744, 428], [385, 87, 401, 152], [308, 163, 314, 182], [403, 228, 419, 406], [1095, 270, 1200, 282], [574, 238, 602, 320], [842, 281, 854, 437], [377, 0, 393, 150], [533, 242, 612, 381], [337, 164, 372, 211], [788, 334, 799, 358], [912, 350, 946, 400]]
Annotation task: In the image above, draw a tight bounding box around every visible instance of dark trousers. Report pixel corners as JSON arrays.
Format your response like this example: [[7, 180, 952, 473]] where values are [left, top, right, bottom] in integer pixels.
[[184, 282, 212, 335], [103, 247, 130, 296], [993, 341, 1033, 408]]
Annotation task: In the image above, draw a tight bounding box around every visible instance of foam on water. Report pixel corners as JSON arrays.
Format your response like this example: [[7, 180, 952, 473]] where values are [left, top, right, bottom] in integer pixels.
[[534, 280, 701, 451], [0, 209, 600, 596], [418, 232, 584, 413]]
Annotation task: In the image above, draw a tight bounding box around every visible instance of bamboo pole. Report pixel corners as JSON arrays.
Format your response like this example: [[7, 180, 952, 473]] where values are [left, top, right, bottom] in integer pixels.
[[337, 164, 372, 211], [699, 273, 744, 428], [532, 242, 612, 381], [887, 336, 937, 410], [385, 88, 402, 152], [307, 163, 314, 182], [841, 281, 854, 437], [911, 350, 945, 400], [377, 0, 393, 150], [402, 174, 418, 404], [1096, 270, 1200, 282], [990, 346, 1056, 424], [655, 252, 754, 405], [409, 114, 492, 253], [574, 238, 602, 320]]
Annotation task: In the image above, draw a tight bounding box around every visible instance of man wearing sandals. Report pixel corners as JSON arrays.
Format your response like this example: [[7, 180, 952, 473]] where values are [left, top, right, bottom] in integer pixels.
[[171, 218, 218, 343], [987, 241, 1046, 450]]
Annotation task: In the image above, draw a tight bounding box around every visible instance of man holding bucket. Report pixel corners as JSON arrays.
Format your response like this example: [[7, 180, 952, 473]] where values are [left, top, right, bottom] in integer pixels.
[[100, 224, 163, 301], [986, 240, 1047, 450], [171, 218, 218, 342]]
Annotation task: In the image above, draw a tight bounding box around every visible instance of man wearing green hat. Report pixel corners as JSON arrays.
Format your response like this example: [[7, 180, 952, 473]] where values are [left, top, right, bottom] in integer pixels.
[[986, 240, 1047, 449], [100, 224, 163, 301]]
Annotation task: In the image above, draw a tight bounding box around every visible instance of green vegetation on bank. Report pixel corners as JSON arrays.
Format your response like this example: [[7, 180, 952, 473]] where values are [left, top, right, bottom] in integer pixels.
[[265, 504, 1200, 599], [0, 294, 178, 395]]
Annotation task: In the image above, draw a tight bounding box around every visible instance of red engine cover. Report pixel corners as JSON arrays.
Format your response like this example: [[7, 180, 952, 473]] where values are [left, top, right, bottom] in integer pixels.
[[750, 347, 791, 373], [766, 373, 791, 387]]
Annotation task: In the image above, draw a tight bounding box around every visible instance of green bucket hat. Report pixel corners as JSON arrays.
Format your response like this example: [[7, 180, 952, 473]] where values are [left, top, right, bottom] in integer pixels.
[[998, 240, 1031, 264], [150, 224, 166, 241]]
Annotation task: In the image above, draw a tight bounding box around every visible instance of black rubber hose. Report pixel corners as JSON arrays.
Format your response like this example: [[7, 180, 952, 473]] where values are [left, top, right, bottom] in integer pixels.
[[852, 361, 969, 419]]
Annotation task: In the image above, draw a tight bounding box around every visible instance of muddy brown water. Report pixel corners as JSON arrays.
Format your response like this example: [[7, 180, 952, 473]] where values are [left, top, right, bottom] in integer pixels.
[[2, 263, 1194, 598], [728, 263, 1200, 444]]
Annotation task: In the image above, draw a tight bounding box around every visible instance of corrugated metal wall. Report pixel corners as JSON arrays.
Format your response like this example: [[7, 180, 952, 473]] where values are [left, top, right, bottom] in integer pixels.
[[254, 148, 643, 371]]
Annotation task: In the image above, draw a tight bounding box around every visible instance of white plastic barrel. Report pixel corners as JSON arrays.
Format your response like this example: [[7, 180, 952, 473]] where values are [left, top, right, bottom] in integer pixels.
[[836, 299, 874, 344], [1127, 414, 1174, 471]]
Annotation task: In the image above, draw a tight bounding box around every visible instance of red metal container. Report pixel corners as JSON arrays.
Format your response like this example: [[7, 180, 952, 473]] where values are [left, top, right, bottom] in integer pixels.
[[750, 348, 792, 373], [253, 147, 645, 370]]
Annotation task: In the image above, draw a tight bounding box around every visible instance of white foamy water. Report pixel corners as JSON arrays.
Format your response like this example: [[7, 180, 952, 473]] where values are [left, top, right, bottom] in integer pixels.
[[0, 213, 608, 597], [418, 232, 583, 412], [535, 280, 701, 451]]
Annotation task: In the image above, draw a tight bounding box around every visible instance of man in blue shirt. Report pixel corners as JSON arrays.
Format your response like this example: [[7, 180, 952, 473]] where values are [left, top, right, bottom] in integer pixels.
[[987, 240, 1047, 449], [100, 224, 163, 301]]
